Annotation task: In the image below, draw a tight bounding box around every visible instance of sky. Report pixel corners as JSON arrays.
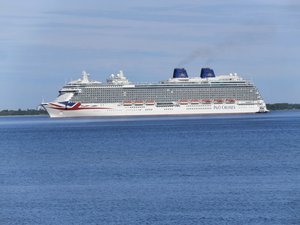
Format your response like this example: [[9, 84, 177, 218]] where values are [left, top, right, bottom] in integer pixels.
[[1, 0, 300, 109]]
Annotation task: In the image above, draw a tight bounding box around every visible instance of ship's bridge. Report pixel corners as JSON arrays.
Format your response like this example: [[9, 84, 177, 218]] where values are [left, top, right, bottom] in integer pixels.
[[68, 71, 101, 85]]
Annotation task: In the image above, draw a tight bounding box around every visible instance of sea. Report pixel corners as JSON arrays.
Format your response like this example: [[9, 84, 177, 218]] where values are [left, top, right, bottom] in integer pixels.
[[0, 110, 300, 225]]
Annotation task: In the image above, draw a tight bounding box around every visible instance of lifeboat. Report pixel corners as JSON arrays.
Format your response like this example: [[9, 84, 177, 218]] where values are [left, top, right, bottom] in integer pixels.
[[190, 99, 199, 104], [134, 101, 144, 105], [225, 99, 236, 104], [123, 101, 133, 106], [214, 99, 223, 104], [178, 100, 188, 105], [145, 101, 155, 105], [202, 99, 211, 104]]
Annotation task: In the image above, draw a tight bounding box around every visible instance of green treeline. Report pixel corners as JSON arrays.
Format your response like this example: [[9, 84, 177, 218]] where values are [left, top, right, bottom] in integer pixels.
[[0, 109, 47, 116], [266, 103, 300, 110]]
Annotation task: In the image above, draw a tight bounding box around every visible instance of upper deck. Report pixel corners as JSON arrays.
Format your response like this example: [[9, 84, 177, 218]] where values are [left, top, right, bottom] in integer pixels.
[[62, 68, 252, 91]]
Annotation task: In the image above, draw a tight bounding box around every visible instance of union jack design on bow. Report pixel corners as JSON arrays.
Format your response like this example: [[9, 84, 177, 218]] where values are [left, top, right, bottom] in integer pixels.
[[49, 101, 81, 110]]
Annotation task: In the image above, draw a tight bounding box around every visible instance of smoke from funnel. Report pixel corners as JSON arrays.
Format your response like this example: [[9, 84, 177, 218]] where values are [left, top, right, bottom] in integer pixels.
[[177, 20, 277, 67], [177, 46, 214, 67]]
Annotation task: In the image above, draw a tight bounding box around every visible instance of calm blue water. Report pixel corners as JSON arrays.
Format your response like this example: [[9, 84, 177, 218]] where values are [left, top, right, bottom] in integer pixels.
[[0, 111, 300, 225]]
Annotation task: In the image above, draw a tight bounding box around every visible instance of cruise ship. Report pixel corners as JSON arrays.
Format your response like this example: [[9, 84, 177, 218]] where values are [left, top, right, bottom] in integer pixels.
[[41, 68, 268, 117]]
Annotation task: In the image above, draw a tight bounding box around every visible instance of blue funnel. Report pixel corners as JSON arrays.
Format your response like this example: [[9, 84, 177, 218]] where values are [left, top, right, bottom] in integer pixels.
[[173, 68, 188, 78], [200, 68, 215, 78]]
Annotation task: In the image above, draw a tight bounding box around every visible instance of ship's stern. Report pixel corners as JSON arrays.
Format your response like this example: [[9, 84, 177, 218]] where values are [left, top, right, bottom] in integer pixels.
[[258, 100, 269, 113]]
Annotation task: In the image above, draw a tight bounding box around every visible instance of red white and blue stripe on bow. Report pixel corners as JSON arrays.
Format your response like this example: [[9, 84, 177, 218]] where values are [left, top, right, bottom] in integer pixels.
[[48, 101, 113, 110], [49, 101, 81, 110]]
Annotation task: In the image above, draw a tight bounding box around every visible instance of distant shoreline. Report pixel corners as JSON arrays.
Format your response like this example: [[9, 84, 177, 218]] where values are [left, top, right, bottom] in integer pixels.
[[0, 109, 48, 116], [1, 104, 300, 116], [266, 103, 300, 111]]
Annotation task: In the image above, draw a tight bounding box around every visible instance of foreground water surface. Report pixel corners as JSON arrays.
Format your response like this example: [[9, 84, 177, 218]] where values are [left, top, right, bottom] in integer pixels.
[[0, 111, 300, 225]]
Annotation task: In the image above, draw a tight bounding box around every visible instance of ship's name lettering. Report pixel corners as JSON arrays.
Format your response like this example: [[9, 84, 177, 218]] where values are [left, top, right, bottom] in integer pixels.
[[213, 105, 236, 110]]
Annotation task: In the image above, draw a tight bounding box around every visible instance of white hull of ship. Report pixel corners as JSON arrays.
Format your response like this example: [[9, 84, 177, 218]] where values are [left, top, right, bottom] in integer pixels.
[[43, 102, 267, 118]]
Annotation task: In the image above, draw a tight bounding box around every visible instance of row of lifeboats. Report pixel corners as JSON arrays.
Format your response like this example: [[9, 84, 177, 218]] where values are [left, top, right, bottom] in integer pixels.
[[178, 99, 236, 104], [123, 101, 156, 106], [123, 99, 236, 106]]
